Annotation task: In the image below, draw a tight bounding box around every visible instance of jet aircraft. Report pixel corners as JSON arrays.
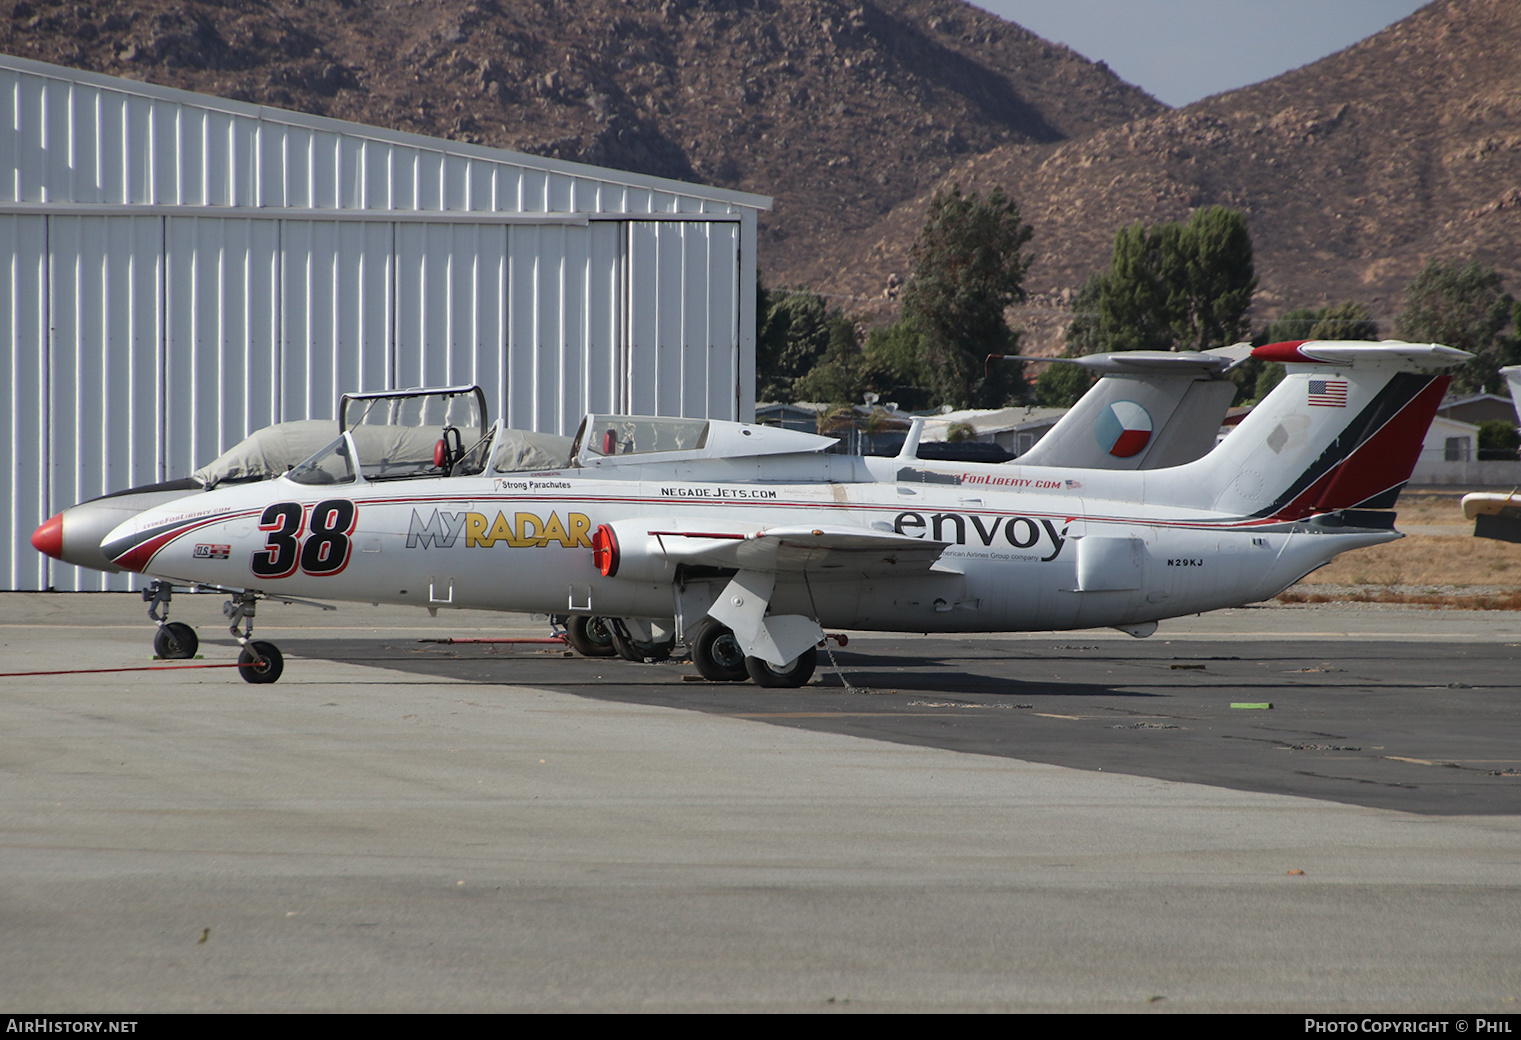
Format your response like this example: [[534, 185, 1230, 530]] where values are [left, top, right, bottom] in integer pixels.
[[35, 347, 1248, 661], [38, 345, 1247, 578], [59, 340, 1464, 686]]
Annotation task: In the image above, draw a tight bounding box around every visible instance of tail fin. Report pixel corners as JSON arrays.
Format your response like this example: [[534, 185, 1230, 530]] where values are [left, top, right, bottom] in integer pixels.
[[1172, 341, 1469, 520], [1015, 347, 1244, 470], [1502, 365, 1521, 424]]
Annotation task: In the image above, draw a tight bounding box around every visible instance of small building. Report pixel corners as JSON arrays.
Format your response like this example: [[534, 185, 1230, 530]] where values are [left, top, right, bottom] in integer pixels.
[[922, 406, 1070, 456], [1406, 415, 1521, 485], [1436, 393, 1519, 427]]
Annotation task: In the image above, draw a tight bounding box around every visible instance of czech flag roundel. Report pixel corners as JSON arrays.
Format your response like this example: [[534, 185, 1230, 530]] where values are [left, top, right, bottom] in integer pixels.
[[1094, 400, 1153, 458]]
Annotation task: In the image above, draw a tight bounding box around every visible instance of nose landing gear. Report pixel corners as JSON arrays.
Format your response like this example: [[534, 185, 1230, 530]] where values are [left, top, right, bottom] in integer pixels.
[[145, 580, 199, 659]]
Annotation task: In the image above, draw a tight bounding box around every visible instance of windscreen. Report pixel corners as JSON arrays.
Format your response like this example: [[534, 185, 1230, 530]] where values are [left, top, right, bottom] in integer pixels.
[[337, 387, 489, 480], [340, 388, 485, 432], [583, 415, 710, 457]]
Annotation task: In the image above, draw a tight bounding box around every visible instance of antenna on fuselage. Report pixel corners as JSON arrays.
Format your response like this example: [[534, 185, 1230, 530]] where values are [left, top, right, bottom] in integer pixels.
[[896, 416, 924, 461]]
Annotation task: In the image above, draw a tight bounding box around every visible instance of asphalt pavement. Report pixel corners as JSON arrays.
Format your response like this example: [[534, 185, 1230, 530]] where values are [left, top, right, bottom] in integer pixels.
[[2, 593, 1518, 1012]]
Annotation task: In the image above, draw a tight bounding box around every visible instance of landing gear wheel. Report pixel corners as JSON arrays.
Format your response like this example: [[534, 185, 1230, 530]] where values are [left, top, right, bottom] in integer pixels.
[[153, 622, 198, 660], [608, 620, 673, 663], [565, 615, 617, 657], [744, 647, 817, 689], [237, 641, 284, 684], [693, 624, 749, 682]]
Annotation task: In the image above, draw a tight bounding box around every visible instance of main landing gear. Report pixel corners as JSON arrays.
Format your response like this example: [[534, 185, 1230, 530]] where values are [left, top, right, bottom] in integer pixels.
[[743, 646, 817, 689], [143, 580, 285, 683], [225, 591, 284, 684], [691, 623, 749, 682], [558, 615, 835, 689], [564, 615, 618, 657], [606, 618, 675, 663], [689, 622, 818, 688], [564, 615, 676, 662]]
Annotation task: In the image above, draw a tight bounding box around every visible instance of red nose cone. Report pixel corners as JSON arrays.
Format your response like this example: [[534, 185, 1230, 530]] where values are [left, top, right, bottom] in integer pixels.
[[32, 513, 64, 560]]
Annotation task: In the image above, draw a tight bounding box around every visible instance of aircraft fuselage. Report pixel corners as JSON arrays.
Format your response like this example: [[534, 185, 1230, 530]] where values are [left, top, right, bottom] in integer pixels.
[[105, 467, 1395, 635]]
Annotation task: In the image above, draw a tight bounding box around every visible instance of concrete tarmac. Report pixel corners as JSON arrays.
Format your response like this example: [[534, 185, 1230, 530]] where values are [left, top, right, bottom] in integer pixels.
[[2, 593, 1519, 1012]]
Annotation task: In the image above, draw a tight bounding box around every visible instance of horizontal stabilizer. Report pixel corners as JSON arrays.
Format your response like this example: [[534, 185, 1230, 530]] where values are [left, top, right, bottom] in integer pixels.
[[1013, 347, 1244, 375], [1253, 341, 1472, 369]]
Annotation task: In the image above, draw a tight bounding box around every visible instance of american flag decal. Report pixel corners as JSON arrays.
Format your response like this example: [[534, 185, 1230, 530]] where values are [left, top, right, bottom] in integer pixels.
[[1308, 379, 1348, 407]]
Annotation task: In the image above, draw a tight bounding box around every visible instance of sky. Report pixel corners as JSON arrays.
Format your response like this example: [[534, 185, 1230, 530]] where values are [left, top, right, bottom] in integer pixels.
[[973, 0, 1431, 107]]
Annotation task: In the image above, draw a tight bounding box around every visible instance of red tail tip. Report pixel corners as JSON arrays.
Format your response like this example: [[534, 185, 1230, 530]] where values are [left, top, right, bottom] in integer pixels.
[[32, 513, 64, 560], [1251, 341, 1310, 362]]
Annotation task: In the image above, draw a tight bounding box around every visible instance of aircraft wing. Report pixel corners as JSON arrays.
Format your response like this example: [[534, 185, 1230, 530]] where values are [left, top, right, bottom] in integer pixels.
[[614, 520, 953, 577], [1462, 491, 1521, 544]]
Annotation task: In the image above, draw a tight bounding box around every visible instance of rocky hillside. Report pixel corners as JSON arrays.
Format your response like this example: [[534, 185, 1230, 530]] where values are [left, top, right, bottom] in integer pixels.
[[808, 0, 1521, 349], [2, 0, 1162, 284], [9, 0, 1516, 355]]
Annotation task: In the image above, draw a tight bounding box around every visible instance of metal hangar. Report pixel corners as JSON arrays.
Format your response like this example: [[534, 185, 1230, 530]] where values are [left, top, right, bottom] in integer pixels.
[[0, 54, 770, 590]]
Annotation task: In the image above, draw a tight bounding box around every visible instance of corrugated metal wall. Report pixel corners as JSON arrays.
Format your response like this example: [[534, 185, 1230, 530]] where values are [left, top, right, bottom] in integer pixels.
[[0, 57, 765, 590]]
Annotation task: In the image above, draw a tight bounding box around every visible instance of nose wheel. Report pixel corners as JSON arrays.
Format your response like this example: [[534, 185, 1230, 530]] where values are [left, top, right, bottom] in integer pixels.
[[145, 580, 200, 659], [152, 621, 199, 660]]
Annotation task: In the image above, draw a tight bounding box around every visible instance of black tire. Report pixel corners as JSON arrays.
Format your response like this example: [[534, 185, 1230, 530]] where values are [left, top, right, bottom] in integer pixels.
[[692, 624, 749, 682], [565, 615, 617, 657], [608, 619, 673, 663], [154, 622, 198, 660], [744, 646, 817, 688], [237, 641, 284, 684]]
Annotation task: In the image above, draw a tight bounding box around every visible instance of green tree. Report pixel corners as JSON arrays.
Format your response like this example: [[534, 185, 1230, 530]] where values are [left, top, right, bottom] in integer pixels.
[[1258, 306, 1324, 345], [755, 278, 853, 402], [1083, 206, 1257, 354], [1477, 419, 1520, 460], [1259, 301, 1379, 344], [1034, 362, 1094, 406], [1247, 301, 1379, 402], [1395, 260, 1517, 394], [1094, 221, 1181, 352], [1063, 275, 1104, 355], [791, 317, 898, 405], [1307, 300, 1380, 341], [899, 185, 1033, 408], [1176, 206, 1257, 351]]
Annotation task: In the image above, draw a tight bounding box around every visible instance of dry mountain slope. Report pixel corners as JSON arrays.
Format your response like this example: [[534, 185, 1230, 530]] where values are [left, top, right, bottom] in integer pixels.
[[810, 0, 1521, 350], [3, 0, 1162, 284]]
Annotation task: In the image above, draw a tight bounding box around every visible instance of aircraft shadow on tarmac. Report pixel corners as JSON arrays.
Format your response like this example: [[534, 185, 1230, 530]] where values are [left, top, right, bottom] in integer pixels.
[[285, 634, 1521, 818], [296, 638, 1154, 699]]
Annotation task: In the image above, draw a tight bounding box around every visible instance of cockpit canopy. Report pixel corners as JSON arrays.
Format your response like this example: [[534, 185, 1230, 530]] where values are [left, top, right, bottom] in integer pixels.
[[578, 415, 710, 459], [289, 385, 492, 485], [282, 389, 836, 486], [570, 412, 835, 468]]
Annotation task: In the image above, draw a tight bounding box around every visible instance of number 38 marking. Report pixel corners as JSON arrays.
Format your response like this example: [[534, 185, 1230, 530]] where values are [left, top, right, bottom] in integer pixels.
[[251, 500, 357, 578]]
